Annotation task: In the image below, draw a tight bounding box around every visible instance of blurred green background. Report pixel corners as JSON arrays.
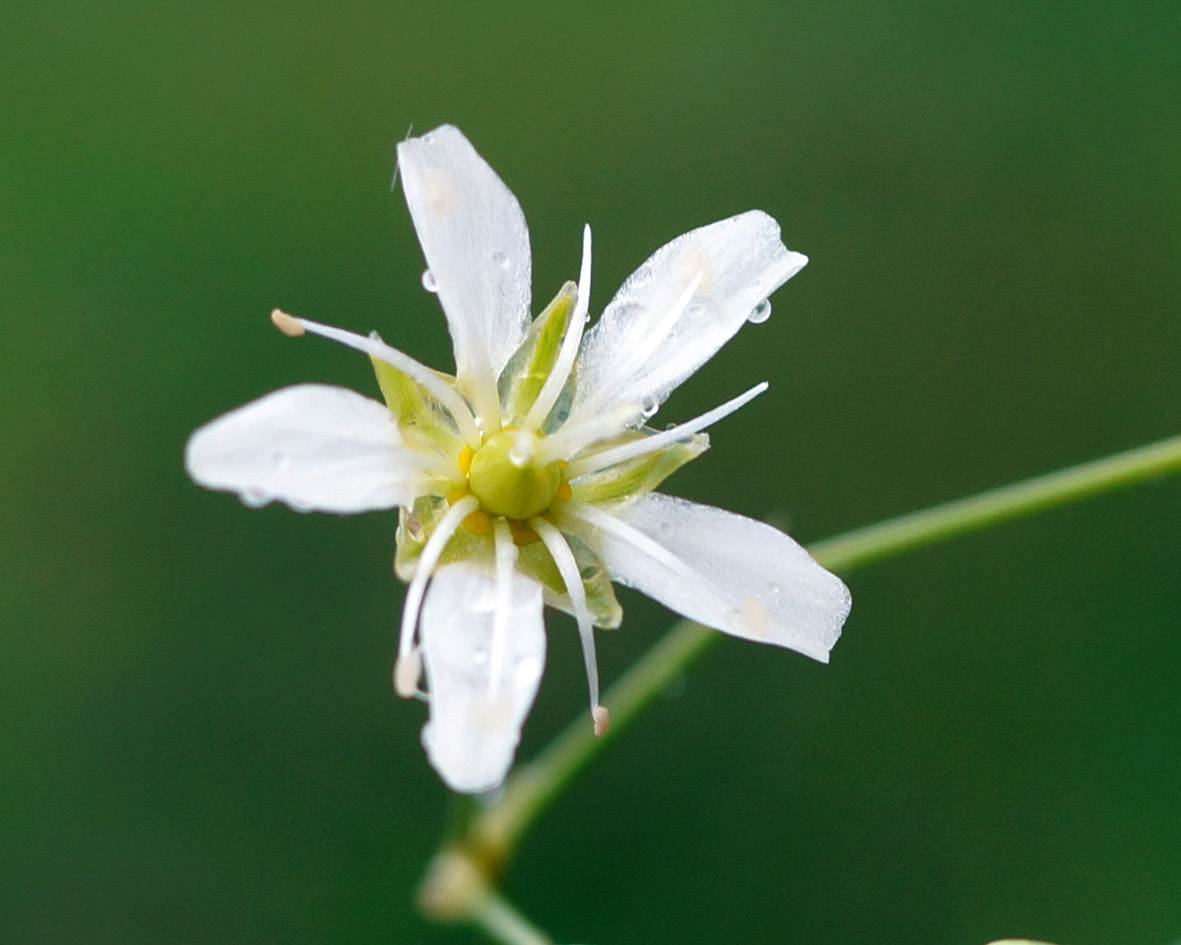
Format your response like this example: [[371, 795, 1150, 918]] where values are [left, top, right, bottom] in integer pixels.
[[3, 2, 1179, 943]]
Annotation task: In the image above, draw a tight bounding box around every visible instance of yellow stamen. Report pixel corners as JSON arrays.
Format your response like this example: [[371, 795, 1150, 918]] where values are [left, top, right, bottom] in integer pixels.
[[509, 522, 540, 546], [462, 509, 491, 536], [457, 444, 473, 475]]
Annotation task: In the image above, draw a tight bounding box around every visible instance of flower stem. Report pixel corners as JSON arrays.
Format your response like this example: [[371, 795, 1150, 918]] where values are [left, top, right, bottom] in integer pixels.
[[462, 431, 1181, 867], [808, 432, 1181, 573], [468, 887, 556, 945]]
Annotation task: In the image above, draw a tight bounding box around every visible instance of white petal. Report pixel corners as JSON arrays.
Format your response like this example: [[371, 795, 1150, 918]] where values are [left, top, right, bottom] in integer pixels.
[[185, 384, 423, 514], [419, 562, 546, 794], [397, 125, 532, 412], [569, 211, 806, 426], [577, 494, 850, 662]]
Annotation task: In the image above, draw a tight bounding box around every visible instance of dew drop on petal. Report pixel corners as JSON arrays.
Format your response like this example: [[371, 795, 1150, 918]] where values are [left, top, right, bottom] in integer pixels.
[[640, 395, 658, 419], [747, 299, 772, 324], [490, 251, 510, 271], [421, 269, 439, 292]]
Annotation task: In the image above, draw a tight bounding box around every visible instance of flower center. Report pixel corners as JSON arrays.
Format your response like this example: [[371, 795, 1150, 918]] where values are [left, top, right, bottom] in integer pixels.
[[467, 429, 562, 520]]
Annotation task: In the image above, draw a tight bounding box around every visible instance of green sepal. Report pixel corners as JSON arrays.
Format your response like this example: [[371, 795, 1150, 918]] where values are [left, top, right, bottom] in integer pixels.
[[516, 528, 622, 629], [394, 495, 489, 582], [571, 432, 709, 504], [497, 282, 576, 425], [370, 337, 463, 457]]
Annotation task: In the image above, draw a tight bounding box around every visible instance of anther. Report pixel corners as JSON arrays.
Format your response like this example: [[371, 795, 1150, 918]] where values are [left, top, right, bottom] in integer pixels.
[[270, 308, 305, 337], [393, 650, 422, 698], [593, 704, 610, 737]]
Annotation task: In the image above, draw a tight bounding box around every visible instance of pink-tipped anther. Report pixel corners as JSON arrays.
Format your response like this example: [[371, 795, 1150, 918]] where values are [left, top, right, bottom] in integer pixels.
[[271, 308, 305, 337]]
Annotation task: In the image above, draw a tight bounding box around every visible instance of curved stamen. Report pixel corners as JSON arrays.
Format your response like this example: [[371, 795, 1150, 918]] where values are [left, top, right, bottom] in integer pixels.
[[488, 520, 517, 698], [393, 494, 480, 697], [524, 225, 592, 432], [553, 500, 705, 589], [567, 270, 703, 426], [567, 382, 767, 479], [271, 309, 482, 449], [535, 402, 643, 465], [530, 516, 605, 732]]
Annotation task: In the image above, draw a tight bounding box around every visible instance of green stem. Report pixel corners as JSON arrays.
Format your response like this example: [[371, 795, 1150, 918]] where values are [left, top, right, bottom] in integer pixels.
[[462, 432, 1181, 867], [808, 432, 1181, 573], [469, 887, 555, 945]]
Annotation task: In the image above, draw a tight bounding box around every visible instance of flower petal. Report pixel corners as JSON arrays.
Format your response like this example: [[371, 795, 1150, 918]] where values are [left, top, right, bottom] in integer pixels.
[[419, 562, 546, 793], [569, 494, 850, 662], [569, 211, 806, 426], [185, 384, 424, 514], [397, 125, 532, 416]]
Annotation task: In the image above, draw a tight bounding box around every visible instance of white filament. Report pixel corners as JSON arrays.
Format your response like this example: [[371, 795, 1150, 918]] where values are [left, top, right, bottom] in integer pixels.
[[555, 500, 704, 590], [524, 224, 592, 432], [530, 516, 601, 718], [273, 310, 482, 449], [395, 494, 481, 695], [567, 382, 767, 479], [570, 270, 703, 424], [536, 402, 642, 465], [488, 520, 517, 699]]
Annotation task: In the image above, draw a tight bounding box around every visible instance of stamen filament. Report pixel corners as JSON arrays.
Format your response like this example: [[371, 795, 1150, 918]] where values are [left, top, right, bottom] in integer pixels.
[[536, 402, 643, 464], [530, 516, 604, 730], [270, 309, 482, 449], [394, 494, 481, 697], [553, 501, 705, 590], [569, 270, 703, 425], [523, 225, 592, 432], [567, 382, 768, 479], [488, 520, 517, 699]]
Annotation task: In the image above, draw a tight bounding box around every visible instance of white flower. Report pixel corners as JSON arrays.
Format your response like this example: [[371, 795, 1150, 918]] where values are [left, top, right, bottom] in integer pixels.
[[185, 124, 851, 794]]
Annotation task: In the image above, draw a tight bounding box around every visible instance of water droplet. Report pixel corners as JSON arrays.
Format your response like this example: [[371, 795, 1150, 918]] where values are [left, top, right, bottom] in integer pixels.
[[769, 583, 782, 597], [748, 299, 772, 324], [421, 269, 438, 292], [491, 251, 510, 270], [640, 395, 658, 419]]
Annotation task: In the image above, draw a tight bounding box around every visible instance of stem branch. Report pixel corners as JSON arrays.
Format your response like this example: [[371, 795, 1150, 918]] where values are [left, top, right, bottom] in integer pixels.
[[468, 432, 1181, 865], [420, 431, 1181, 934]]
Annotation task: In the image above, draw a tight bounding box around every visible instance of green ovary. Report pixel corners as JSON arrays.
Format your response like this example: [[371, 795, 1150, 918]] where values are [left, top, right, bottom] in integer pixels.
[[467, 429, 562, 520]]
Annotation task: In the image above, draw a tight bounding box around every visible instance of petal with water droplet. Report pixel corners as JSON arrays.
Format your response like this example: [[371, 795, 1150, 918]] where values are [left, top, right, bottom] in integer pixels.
[[397, 125, 532, 418], [569, 211, 805, 427]]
